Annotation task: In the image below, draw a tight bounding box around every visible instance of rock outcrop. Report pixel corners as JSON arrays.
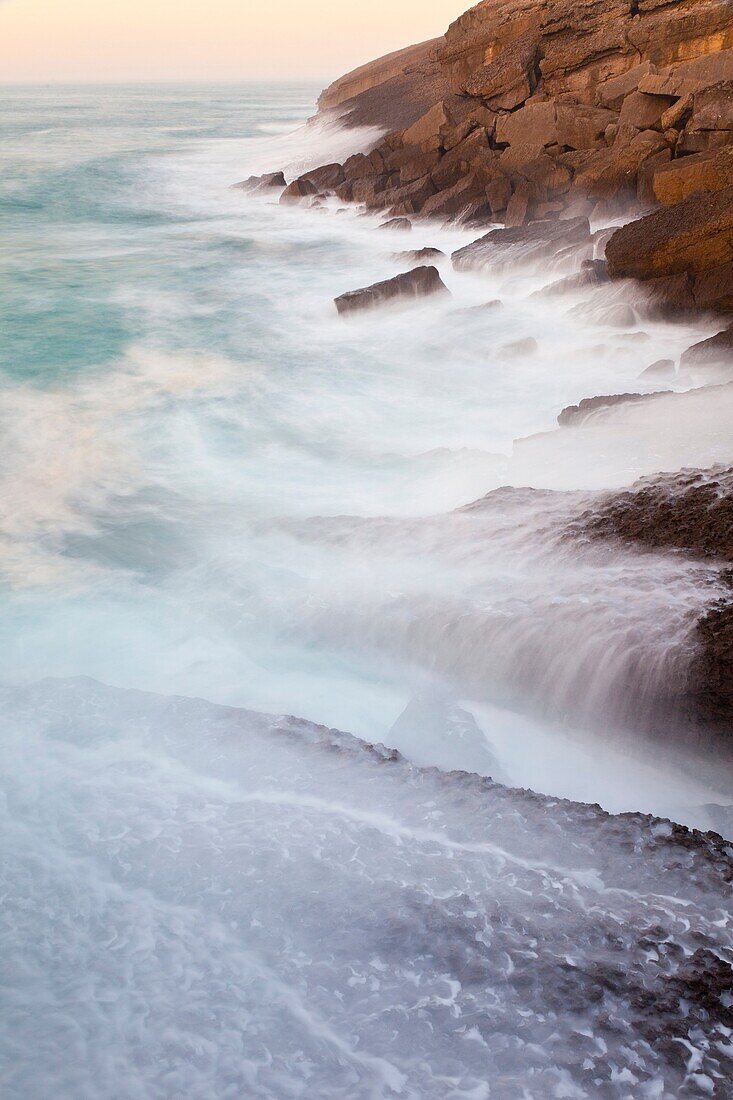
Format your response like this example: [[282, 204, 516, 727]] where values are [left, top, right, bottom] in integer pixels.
[[246, 0, 732, 313], [334, 265, 449, 315]]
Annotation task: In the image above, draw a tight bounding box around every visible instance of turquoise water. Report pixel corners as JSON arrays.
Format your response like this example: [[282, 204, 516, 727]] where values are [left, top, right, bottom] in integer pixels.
[[2, 82, 728, 817]]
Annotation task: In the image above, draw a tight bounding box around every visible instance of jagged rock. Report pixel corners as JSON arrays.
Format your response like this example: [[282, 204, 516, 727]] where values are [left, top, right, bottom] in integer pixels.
[[235, 171, 286, 192], [452, 216, 590, 272], [653, 146, 733, 205], [402, 100, 455, 148], [572, 130, 669, 202], [422, 172, 491, 221], [280, 178, 318, 203], [334, 265, 449, 314]]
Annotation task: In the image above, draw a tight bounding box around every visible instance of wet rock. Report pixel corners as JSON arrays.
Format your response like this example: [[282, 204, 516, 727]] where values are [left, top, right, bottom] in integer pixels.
[[280, 177, 318, 203], [639, 358, 676, 380], [234, 171, 286, 192], [681, 323, 733, 370], [394, 247, 445, 264], [453, 299, 504, 317], [388, 693, 508, 783], [558, 392, 668, 427], [452, 216, 591, 272], [534, 259, 609, 297], [334, 265, 449, 315], [379, 217, 412, 231]]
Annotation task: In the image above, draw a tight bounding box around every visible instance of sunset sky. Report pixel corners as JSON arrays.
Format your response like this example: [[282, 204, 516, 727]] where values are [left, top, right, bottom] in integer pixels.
[[0, 0, 471, 83]]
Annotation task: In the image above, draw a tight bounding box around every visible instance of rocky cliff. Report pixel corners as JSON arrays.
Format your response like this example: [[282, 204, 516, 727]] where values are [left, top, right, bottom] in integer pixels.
[[261, 0, 733, 314]]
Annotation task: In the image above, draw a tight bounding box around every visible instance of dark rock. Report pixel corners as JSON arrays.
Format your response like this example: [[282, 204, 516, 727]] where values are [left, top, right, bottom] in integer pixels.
[[681, 323, 733, 369], [234, 171, 286, 192], [334, 265, 449, 315], [394, 247, 446, 263], [379, 217, 412, 231]]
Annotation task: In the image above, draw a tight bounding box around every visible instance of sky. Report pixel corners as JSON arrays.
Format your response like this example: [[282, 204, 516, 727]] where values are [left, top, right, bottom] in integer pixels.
[[0, 0, 472, 83]]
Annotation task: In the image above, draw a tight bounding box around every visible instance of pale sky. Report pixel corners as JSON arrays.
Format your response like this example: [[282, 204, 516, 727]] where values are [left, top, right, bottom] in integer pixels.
[[0, 0, 472, 83]]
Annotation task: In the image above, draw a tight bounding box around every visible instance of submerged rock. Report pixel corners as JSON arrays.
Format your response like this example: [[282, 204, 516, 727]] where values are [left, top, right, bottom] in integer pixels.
[[394, 247, 445, 264], [379, 217, 412, 231], [388, 693, 508, 783], [681, 323, 733, 370], [334, 265, 449, 315], [558, 391, 669, 427]]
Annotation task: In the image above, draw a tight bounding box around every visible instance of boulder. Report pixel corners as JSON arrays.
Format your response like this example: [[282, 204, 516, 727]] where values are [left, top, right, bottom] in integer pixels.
[[334, 265, 449, 315], [618, 91, 673, 131], [453, 216, 590, 272], [422, 172, 490, 221], [681, 324, 733, 368], [606, 186, 733, 284], [280, 178, 318, 203], [596, 62, 657, 111], [495, 99, 558, 148], [235, 171, 286, 192], [395, 247, 445, 264], [652, 146, 733, 206], [380, 217, 413, 231], [572, 130, 669, 201], [690, 81, 733, 133], [303, 163, 345, 191], [555, 104, 618, 149], [402, 100, 455, 148], [661, 94, 694, 132], [533, 259, 610, 296]]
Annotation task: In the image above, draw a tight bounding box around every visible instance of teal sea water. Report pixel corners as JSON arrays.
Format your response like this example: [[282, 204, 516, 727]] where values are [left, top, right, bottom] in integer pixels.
[[1, 82, 729, 817]]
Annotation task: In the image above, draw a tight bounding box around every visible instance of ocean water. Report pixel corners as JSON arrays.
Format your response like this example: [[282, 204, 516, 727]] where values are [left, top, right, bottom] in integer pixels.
[[1, 83, 730, 816], [3, 82, 733, 1100]]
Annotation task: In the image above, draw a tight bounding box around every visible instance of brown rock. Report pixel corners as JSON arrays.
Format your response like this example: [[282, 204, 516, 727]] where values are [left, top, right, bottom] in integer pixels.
[[350, 175, 388, 204], [661, 94, 694, 132], [402, 100, 455, 148], [280, 178, 318, 203], [465, 29, 540, 109], [638, 50, 733, 98], [556, 104, 618, 149], [495, 99, 558, 147], [422, 172, 489, 221], [303, 163, 345, 191], [606, 186, 733, 284], [619, 91, 674, 131], [386, 176, 437, 215], [690, 81, 733, 132], [486, 176, 513, 214], [395, 247, 446, 264], [505, 182, 531, 226], [637, 149, 672, 204], [343, 153, 376, 180], [596, 62, 658, 110], [572, 130, 668, 201], [334, 265, 449, 314], [653, 146, 733, 205], [694, 262, 733, 312], [637, 272, 697, 318]]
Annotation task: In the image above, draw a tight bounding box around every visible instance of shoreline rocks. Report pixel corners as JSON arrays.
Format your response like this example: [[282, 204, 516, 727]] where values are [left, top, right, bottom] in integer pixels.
[[334, 265, 450, 315]]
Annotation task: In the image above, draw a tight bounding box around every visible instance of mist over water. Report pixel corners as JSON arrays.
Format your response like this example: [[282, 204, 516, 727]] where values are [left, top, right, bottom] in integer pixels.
[[4, 81, 733, 1100], [2, 83, 731, 822]]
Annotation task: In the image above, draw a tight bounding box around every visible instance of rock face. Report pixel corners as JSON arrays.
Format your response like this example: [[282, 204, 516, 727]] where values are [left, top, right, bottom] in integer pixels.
[[334, 265, 449, 315], [265, 0, 732, 315], [605, 187, 733, 312]]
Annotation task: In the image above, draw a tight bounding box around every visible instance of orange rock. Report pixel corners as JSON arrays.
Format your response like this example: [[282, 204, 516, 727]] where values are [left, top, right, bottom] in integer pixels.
[[653, 146, 733, 205]]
